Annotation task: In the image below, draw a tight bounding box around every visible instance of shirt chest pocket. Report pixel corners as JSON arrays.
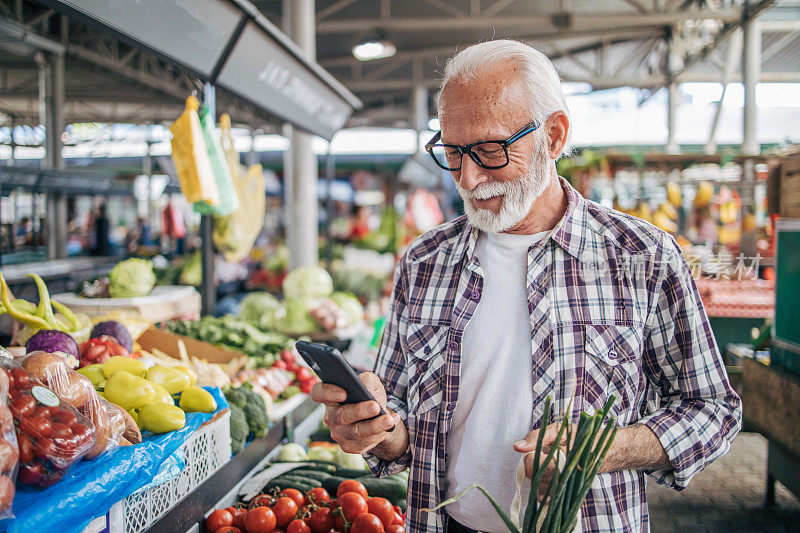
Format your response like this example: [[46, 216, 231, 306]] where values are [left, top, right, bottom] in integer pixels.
[[582, 323, 644, 423], [403, 322, 448, 415]]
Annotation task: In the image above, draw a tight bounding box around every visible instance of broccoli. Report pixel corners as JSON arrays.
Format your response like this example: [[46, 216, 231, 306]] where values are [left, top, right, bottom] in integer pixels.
[[225, 386, 269, 439], [229, 403, 249, 444]]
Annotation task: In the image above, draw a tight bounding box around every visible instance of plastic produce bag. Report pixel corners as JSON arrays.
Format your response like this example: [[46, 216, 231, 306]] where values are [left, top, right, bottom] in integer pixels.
[[3, 359, 96, 487], [212, 114, 265, 262], [169, 96, 220, 206], [20, 352, 125, 460], [0, 364, 18, 517], [193, 104, 239, 216]]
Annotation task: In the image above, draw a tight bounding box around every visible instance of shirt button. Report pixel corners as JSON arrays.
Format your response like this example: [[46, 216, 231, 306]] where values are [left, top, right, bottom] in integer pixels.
[[447, 402, 456, 411], [449, 341, 458, 350], [471, 290, 480, 300], [423, 345, 431, 355]]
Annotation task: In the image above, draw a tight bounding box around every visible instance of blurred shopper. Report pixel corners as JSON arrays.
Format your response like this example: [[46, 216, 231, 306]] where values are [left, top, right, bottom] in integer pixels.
[[162, 200, 186, 256], [312, 40, 741, 533], [93, 204, 111, 256], [348, 204, 372, 240]]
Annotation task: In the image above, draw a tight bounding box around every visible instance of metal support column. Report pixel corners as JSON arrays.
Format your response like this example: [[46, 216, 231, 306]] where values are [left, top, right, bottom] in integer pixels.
[[742, 14, 761, 157], [38, 50, 66, 259], [665, 36, 680, 155], [200, 84, 216, 316], [705, 30, 743, 155], [287, 0, 318, 269], [412, 85, 428, 153]]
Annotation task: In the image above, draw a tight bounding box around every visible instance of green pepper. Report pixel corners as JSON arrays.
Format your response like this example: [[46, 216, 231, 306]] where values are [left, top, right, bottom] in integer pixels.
[[138, 402, 186, 433], [77, 364, 106, 388], [0, 272, 51, 330], [26, 273, 57, 325], [50, 299, 82, 331]]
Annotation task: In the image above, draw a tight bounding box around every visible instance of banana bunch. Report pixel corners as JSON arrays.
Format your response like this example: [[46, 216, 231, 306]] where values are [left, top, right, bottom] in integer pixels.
[[693, 181, 714, 207], [719, 201, 739, 225], [666, 182, 682, 207]]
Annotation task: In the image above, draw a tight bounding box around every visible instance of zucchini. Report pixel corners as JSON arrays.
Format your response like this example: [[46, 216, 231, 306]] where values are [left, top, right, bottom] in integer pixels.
[[335, 468, 373, 478], [277, 474, 323, 488], [271, 460, 337, 472], [396, 499, 407, 512], [356, 477, 407, 503], [289, 469, 334, 482], [264, 478, 316, 493], [322, 475, 347, 494]]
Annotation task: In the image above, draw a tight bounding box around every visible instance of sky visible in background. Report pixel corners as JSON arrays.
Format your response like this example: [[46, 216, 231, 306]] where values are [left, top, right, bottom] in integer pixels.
[[2, 82, 799, 161]]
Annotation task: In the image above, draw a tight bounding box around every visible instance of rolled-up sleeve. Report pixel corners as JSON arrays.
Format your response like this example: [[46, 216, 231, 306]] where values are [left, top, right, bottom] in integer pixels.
[[639, 237, 742, 490], [363, 256, 412, 477]]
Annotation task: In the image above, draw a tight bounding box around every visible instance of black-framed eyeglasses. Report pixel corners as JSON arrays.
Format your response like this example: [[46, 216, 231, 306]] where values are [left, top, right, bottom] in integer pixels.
[[425, 121, 540, 171]]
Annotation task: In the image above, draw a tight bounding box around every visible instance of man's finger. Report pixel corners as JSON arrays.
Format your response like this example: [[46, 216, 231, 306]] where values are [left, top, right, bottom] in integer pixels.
[[514, 430, 540, 453], [330, 400, 382, 426], [310, 382, 347, 404], [345, 413, 399, 442], [358, 372, 386, 401]]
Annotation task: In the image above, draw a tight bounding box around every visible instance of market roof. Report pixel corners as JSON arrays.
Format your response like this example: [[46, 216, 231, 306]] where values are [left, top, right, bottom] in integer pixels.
[[0, 0, 798, 131]]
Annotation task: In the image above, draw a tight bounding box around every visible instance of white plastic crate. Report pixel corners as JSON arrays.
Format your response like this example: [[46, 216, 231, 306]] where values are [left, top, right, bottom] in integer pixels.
[[82, 408, 231, 533]]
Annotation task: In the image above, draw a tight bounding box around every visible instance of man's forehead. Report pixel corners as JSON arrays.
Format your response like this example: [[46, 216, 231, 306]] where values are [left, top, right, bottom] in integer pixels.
[[439, 79, 527, 143]]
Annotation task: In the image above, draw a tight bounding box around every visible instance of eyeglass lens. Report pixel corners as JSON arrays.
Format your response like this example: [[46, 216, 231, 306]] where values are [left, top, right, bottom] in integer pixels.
[[429, 141, 507, 170]]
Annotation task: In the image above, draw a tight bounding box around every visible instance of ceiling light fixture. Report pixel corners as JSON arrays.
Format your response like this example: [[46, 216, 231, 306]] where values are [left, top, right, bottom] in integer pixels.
[[352, 30, 396, 61]]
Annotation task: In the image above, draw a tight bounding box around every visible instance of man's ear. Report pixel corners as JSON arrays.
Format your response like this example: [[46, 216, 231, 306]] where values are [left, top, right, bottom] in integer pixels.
[[545, 111, 569, 159]]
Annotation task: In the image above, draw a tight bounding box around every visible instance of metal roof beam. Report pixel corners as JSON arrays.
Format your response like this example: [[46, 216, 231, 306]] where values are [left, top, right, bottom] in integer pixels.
[[316, 8, 741, 33]]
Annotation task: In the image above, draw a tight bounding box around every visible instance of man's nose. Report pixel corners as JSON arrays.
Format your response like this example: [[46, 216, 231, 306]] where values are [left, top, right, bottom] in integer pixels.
[[455, 154, 488, 191]]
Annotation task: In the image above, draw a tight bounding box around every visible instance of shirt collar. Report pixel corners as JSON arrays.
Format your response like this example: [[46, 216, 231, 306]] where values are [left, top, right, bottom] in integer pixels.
[[446, 176, 587, 267]]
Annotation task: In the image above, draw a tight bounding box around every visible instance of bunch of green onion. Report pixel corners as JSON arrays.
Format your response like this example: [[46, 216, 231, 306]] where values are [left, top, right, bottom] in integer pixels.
[[426, 395, 618, 533]]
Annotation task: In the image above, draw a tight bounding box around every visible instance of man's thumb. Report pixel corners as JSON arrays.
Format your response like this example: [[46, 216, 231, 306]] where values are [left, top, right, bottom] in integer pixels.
[[513, 433, 537, 452]]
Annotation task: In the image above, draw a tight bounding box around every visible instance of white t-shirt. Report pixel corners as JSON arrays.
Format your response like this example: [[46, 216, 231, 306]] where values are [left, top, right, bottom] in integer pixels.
[[445, 230, 548, 532]]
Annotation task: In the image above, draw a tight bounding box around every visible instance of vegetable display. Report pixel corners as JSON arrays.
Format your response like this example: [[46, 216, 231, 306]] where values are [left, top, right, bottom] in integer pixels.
[[89, 321, 134, 352], [225, 386, 270, 439], [204, 460, 407, 533], [0, 367, 18, 518], [424, 396, 618, 533], [3, 359, 97, 487]]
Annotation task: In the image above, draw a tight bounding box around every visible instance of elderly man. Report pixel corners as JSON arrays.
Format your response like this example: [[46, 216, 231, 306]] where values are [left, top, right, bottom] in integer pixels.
[[312, 40, 741, 532]]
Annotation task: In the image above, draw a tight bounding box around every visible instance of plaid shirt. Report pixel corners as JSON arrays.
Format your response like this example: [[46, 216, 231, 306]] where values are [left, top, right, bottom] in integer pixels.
[[365, 178, 741, 533]]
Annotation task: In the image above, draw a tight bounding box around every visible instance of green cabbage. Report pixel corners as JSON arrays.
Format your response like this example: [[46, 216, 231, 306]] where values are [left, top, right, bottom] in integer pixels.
[[334, 447, 369, 470], [276, 443, 308, 462], [282, 266, 333, 300], [330, 292, 364, 327], [276, 298, 319, 335], [307, 447, 336, 462], [108, 258, 156, 298], [239, 292, 280, 323]]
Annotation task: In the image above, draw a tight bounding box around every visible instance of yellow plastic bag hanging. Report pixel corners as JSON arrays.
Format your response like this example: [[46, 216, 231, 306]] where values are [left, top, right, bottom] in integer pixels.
[[169, 96, 220, 206], [212, 114, 265, 262], [193, 104, 239, 216]]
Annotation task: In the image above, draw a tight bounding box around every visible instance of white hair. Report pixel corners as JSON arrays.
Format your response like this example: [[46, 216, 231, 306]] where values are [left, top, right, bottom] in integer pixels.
[[438, 39, 571, 156]]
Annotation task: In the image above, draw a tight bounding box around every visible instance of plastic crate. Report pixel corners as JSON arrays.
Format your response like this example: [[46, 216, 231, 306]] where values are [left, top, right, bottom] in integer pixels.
[[82, 408, 231, 533]]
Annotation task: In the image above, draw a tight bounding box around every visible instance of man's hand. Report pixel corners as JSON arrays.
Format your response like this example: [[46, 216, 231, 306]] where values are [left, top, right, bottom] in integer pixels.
[[310, 372, 409, 460], [514, 422, 673, 501]]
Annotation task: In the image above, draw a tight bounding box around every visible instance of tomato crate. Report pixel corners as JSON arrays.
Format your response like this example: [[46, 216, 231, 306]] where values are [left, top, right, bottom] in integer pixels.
[[81, 408, 231, 533]]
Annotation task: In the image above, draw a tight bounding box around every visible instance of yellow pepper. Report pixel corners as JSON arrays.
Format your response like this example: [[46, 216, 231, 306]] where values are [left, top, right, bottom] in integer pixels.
[[138, 403, 186, 433], [103, 356, 147, 378], [104, 370, 157, 410], [179, 386, 217, 413], [146, 365, 191, 394]]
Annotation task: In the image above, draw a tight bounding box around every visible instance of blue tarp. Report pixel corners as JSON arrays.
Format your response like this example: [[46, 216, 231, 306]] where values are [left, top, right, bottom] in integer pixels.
[[4, 387, 228, 533]]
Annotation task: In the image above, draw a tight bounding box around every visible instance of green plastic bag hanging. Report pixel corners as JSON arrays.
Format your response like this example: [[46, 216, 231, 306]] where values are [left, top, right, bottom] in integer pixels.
[[193, 103, 239, 216]]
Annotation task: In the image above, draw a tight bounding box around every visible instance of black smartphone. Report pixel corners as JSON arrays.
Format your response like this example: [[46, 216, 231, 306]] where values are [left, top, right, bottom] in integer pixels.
[[295, 340, 394, 431]]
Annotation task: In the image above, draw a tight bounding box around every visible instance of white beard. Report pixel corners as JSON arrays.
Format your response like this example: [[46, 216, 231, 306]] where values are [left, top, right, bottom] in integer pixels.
[[456, 141, 552, 233]]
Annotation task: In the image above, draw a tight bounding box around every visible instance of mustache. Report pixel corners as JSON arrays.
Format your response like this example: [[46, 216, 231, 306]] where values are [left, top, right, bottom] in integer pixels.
[[458, 180, 515, 201]]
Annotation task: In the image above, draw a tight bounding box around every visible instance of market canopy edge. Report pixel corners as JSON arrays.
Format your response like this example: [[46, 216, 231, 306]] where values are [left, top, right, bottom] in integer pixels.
[[39, 0, 362, 140]]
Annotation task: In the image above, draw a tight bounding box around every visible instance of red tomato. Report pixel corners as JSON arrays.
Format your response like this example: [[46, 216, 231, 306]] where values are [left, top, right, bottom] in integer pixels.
[[53, 409, 78, 426], [333, 513, 346, 531], [338, 492, 368, 521], [21, 416, 52, 439], [285, 362, 299, 374], [253, 495, 273, 508], [17, 461, 46, 486], [71, 423, 93, 445], [385, 526, 404, 533], [17, 433, 34, 464], [295, 368, 312, 382], [272, 360, 288, 370], [366, 498, 394, 529], [244, 507, 276, 533], [337, 480, 368, 501], [305, 487, 330, 505], [32, 406, 54, 418], [280, 488, 305, 508], [5, 369, 14, 390], [11, 395, 36, 417], [214, 528, 242, 533], [350, 513, 385, 533], [280, 350, 295, 364], [271, 497, 298, 528], [0, 474, 13, 510], [206, 509, 234, 532], [0, 439, 19, 472], [307, 508, 334, 533], [286, 519, 310, 533], [392, 506, 401, 515], [11, 368, 30, 390], [391, 512, 403, 526], [50, 422, 74, 440]]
